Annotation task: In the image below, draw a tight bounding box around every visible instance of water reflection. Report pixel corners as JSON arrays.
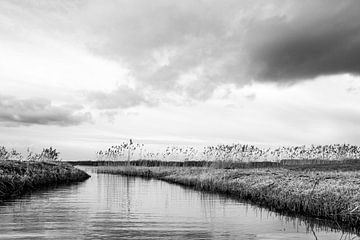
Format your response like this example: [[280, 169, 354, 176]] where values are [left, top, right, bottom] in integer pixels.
[[0, 167, 358, 240]]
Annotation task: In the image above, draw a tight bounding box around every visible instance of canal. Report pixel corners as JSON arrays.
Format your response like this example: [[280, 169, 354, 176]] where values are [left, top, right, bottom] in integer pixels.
[[0, 167, 358, 239]]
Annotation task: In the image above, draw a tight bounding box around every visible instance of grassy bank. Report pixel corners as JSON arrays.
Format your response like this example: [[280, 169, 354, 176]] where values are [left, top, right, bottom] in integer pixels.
[[0, 160, 90, 201], [98, 166, 360, 231]]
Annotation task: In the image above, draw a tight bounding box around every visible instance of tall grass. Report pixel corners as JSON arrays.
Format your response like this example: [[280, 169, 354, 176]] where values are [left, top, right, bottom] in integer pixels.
[[96, 142, 360, 163], [0, 160, 90, 201], [0, 146, 61, 162]]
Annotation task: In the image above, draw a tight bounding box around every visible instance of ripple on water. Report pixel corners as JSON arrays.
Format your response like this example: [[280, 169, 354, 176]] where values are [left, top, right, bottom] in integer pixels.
[[0, 167, 358, 240]]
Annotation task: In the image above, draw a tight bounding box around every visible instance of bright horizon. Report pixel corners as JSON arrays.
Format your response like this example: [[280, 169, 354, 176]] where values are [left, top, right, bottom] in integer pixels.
[[1, 0, 360, 160]]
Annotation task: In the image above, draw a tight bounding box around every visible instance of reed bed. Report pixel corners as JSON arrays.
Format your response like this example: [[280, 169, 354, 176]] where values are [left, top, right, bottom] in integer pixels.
[[0, 160, 90, 201], [96, 142, 360, 163], [98, 166, 360, 230]]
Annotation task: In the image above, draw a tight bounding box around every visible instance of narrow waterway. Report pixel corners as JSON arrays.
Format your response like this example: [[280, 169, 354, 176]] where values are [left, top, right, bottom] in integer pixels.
[[0, 167, 358, 240]]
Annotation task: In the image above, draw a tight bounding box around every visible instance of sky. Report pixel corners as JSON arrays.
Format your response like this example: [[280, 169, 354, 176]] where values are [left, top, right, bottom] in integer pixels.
[[1, 0, 360, 160]]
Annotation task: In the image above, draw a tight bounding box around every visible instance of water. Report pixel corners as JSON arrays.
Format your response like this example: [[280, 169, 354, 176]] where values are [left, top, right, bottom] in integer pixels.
[[0, 167, 358, 240]]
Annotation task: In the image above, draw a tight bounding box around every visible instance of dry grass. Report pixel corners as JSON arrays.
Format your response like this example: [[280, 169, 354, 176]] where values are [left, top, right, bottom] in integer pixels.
[[98, 166, 360, 230], [0, 160, 90, 200]]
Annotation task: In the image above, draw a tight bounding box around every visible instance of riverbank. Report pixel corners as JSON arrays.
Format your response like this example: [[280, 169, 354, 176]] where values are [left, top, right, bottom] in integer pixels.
[[97, 166, 360, 231], [0, 160, 90, 201]]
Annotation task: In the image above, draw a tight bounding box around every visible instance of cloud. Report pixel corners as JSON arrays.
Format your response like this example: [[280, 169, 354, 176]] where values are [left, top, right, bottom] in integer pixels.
[[0, 95, 92, 126], [78, 0, 360, 95], [2, 0, 360, 102], [100, 110, 119, 123], [244, 93, 256, 101], [63, 0, 253, 101], [99, 110, 140, 123], [346, 86, 360, 94], [87, 85, 153, 109], [245, 0, 360, 82]]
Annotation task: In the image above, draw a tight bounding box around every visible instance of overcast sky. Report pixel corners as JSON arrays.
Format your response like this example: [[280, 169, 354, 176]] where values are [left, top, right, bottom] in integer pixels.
[[1, 0, 360, 159]]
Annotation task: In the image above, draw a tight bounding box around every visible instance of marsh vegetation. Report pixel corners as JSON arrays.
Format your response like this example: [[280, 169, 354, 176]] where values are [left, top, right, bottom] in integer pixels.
[[0, 146, 90, 201], [0, 160, 90, 201], [95, 141, 360, 163]]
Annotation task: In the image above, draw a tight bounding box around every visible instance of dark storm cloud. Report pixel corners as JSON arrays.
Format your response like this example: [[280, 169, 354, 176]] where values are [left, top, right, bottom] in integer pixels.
[[4, 0, 360, 103], [246, 0, 360, 82], [0, 95, 92, 126], [80, 0, 360, 93]]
